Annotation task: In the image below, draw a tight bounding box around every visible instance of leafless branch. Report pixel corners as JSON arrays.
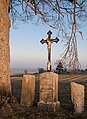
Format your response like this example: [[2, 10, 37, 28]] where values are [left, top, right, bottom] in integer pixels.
[[10, 0, 87, 70]]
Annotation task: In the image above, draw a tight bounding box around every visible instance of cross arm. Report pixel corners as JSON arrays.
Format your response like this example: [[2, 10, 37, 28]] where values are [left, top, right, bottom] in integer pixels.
[[49, 37, 59, 43], [40, 39, 47, 44]]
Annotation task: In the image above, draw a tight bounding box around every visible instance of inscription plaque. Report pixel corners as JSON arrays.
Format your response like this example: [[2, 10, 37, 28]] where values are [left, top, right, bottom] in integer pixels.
[[39, 72, 58, 102]]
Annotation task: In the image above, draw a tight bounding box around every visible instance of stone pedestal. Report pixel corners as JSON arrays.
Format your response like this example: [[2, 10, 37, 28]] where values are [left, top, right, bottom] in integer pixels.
[[38, 72, 60, 111], [71, 82, 85, 113], [21, 75, 35, 107], [38, 101, 60, 111]]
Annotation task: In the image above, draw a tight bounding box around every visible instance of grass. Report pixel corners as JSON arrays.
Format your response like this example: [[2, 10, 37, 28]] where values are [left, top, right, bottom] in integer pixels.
[[9, 74, 87, 118]]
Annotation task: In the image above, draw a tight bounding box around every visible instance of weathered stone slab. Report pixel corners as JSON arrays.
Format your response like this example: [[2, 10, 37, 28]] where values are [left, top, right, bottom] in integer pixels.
[[40, 72, 58, 102], [38, 72, 60, 111], [21, 75, 35, 107], [71, 82, 85, 113]]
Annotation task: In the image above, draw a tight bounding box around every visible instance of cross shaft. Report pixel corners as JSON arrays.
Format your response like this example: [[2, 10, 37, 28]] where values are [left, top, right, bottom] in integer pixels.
[[40, 30, 59, 72]]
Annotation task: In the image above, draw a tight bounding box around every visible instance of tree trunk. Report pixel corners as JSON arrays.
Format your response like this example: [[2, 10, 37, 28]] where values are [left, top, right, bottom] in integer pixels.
[[0, 0, 11, 100]]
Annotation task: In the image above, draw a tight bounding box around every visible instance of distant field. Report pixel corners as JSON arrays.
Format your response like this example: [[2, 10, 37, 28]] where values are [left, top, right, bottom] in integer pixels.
[[59, 74, 87, 82], [11, 73, 87, 81]]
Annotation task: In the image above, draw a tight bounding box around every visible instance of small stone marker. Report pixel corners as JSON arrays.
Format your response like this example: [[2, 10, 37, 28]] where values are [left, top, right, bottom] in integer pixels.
[[38, 72, 60, 111], [21, 74, 35, 107], [71, 82, 85, 113]]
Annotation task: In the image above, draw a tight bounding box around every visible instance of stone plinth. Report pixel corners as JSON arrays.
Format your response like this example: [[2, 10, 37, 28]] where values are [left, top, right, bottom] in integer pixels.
[[71, 82, 85, 113], [38, 72, 60, 111], [21, 75, 35, 107], [38, 101, 60, 111]]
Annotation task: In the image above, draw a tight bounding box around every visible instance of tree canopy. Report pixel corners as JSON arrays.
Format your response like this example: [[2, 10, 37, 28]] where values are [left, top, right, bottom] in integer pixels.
[[10, 0, 87, 70]]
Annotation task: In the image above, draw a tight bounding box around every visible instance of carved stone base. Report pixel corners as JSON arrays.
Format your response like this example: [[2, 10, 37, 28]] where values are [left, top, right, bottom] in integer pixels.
[[38, 101, 60, 111]]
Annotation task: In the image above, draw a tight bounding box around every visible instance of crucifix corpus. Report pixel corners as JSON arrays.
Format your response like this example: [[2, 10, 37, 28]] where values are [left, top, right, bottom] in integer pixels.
[[40, 30, 59, 72]]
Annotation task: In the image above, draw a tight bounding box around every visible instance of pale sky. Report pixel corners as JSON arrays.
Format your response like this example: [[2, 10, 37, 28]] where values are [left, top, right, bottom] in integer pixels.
[[10, 21, 87, 71]]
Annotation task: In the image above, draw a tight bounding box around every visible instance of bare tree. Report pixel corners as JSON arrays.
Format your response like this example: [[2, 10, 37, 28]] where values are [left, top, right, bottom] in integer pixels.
[[10, 0, 87, 70], [0, 0, 11, 100], [0, 0, 87, 99]]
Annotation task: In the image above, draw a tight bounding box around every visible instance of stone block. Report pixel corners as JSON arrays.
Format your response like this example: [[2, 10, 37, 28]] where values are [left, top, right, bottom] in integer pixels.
[[38, 101, 45, 109], [71, 82, 85, 113], [21, 75, 35, 107], [38, 72, 60, 111], [39, 72, 58, 102], [38, 101, 60, 111]]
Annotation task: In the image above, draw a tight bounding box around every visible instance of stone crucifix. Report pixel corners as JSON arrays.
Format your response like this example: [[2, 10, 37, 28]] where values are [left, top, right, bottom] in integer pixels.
[[40, 30, 59, 72]]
